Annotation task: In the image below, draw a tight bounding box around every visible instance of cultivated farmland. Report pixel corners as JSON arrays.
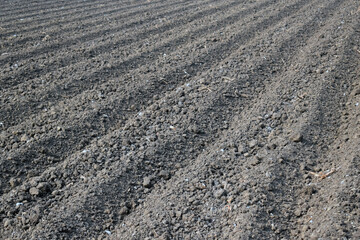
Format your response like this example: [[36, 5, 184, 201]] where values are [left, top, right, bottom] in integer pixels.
[[1, 0, 359, 239]]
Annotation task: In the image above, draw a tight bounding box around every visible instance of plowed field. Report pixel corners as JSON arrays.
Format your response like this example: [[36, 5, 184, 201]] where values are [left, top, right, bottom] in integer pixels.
[[1, 0, 360, 239]]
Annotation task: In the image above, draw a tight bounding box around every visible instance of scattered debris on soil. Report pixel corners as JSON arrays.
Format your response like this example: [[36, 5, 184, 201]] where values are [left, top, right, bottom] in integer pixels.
[[309, 168, 337, 180], [1, 0, 359, 239]]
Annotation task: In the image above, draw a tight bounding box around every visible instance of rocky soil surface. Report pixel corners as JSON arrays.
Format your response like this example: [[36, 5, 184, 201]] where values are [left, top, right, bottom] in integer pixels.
[[1, 0, 360, 239]]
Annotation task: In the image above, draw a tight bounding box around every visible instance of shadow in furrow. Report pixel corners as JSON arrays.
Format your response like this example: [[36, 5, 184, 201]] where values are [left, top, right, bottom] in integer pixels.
[[0, 0, 233, 86], [30, 0, 339, 236], [0, 0, 313, 194], [0, 0, 282, 128], [236, 1, 354, 238], [1, 0, 177, 46], [0, 0, 150, 25]]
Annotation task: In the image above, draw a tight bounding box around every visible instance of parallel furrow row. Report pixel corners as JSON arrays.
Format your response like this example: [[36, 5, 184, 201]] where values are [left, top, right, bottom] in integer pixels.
[[24, 0, 340, 237], [0, 0, 145, 24], [1, 0, 276, 190], [112, 0, 355, 238], [0, 0, 332, 238], [1, 0, 268, 126], [1, 0, 357, 238], [0, 0, 166, 37], [0, 0, 89, 14], [0, 0, 191, 58]]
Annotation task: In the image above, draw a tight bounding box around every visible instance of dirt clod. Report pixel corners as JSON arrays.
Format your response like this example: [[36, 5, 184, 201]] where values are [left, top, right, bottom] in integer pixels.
[[118, 207, 129, 216], [29, 187, 40, 196], [214, 189, 226, 199], [0, 0, 359, 239], [248, 139, 258, 148], [159, 170, 170, 180], [143, 177, 152, 188], [290, 132, 303, 142]]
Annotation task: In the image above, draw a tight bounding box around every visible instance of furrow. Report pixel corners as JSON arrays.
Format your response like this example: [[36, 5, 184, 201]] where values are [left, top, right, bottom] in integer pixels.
[[1, 0, 357, 238], [0, 0, 192, 59], [113, 0, 352, 237], [289, 20, 360, 239], [109, 0, 354, 238], [0, 0, 144, 25], [241, 1, 355, 238], [0, 0, 165, 38], [1, 0, 277, 189], [0, 0, 88, 14], [0, 0, 270, 126], [0, 0, 216, 73], [0, 0, 330, 237]]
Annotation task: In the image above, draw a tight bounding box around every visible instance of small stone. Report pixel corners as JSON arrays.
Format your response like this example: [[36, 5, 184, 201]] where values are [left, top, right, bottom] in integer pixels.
[[214, 189, 226, 199], [52, 190, 59, 196], [238, 184, 247, 192], [29, 187, 39, 196], [188, 196, 196, 203], [294, 209, 302, 217], [290, 132, 302, 142], [3, 218, 11, 228], [249, 140, 258, 148], [42, 35, 51, 41], [188, 125, 203, 134], [237, 144, 246, 153], [9, 177, 19, 188], [256, 153, 264, 160], [159, 170, 170, 180], [29, 212, 40, 225], [118, 206, 129, 216], [143, 177, 152, 188], [315, 69, 324, 74], [175, 211, 182, 218], [250, 157, 260, 166], [20, 134, 29, 142], [37, 182, 50, 193], [272, 112, 281, 120]]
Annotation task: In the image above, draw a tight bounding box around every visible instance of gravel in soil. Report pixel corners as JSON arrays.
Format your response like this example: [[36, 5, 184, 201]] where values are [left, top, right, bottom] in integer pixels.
[[1, 0, 360, 239]]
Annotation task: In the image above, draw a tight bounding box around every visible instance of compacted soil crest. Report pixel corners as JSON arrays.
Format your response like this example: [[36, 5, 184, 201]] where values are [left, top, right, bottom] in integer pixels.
[[1, 0, 359, 239]]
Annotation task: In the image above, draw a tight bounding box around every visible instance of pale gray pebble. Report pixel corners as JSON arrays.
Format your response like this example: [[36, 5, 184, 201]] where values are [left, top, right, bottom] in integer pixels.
[[290, 132, 303, 142], [29, 187, 39, 196], [214, 189, 226, 199], [249, 139, 258, 148], [143, 176, 152, 188]]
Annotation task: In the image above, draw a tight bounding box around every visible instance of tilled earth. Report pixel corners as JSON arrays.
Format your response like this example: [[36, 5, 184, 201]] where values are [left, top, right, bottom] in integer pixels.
[[1, 0, 360, 239]]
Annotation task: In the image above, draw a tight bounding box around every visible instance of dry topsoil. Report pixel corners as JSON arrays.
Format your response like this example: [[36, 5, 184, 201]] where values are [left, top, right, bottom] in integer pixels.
[[1, 0, 360, 239]]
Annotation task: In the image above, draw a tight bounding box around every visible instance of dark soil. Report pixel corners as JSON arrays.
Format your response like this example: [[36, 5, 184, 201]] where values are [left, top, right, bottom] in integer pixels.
[[1, 0, 360, 239]]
